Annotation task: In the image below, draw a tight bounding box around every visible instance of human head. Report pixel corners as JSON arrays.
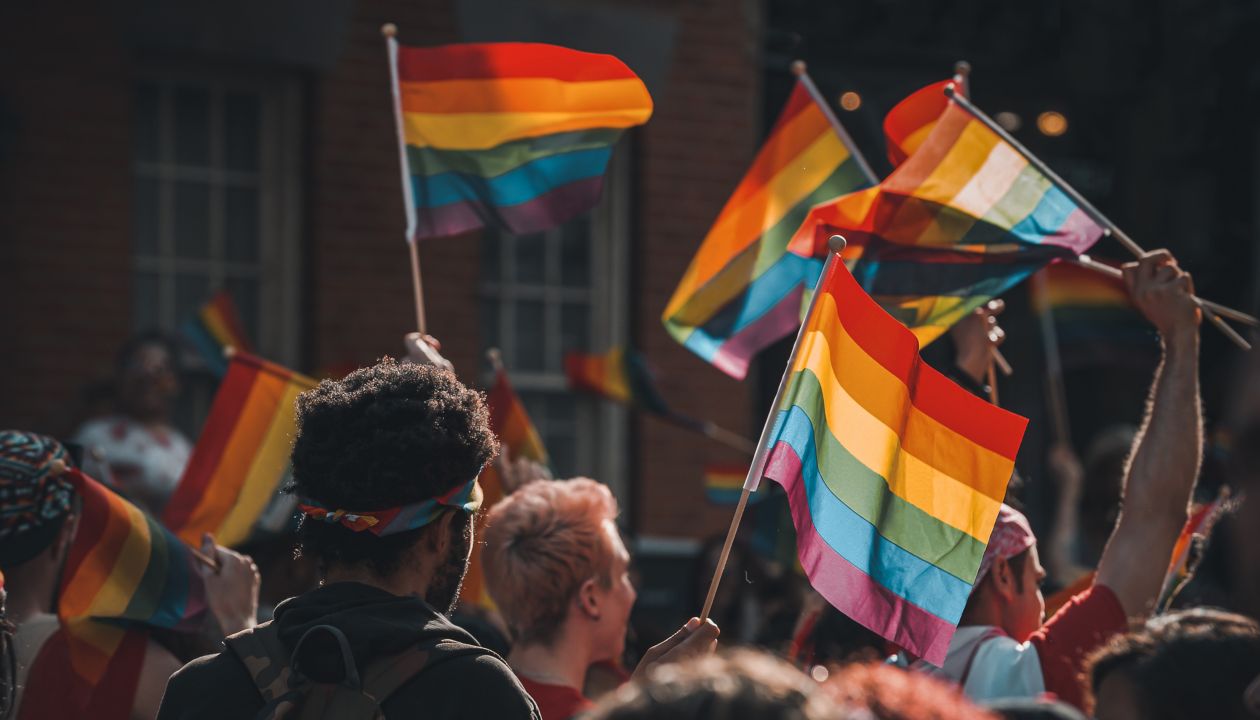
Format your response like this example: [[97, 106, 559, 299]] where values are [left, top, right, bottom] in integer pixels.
[[290, 359, 495, 614], [114, 332, 182, 423], [961, 504, 1044, 641], [1088, 607, 1260, 720], [483, 478, 633, 662], [584, 649, 840, 720], [820, 662, 998, 720], [0, 431, 77, 571]]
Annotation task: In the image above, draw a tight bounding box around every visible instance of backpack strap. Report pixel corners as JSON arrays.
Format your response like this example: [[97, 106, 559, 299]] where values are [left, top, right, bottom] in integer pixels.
[[358, 638, 495, 706], [225, 622, 307, 719]]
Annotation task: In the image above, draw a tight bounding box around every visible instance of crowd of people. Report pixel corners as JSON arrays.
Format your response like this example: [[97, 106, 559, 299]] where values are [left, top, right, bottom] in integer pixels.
[[3, 249, 1260, 719]]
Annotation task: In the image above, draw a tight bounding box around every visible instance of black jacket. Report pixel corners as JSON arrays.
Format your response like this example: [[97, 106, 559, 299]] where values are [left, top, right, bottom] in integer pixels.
[[157, 582, 540, 720]]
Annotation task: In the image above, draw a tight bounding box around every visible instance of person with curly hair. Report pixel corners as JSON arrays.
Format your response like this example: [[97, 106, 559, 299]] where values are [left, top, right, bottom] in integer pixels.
[[158, 359, 540, 720]]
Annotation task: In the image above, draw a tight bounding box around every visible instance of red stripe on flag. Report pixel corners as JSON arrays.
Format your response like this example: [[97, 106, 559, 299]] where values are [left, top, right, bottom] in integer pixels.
[[397, 43, 637, 83]]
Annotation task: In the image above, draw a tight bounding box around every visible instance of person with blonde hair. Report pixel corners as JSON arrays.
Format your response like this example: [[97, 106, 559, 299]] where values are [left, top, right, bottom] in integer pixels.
[[484, 478, 719, 720]]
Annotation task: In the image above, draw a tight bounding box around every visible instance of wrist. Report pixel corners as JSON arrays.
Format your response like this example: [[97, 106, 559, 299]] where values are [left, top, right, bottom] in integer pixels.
[[1161, 325, 1199, 355]]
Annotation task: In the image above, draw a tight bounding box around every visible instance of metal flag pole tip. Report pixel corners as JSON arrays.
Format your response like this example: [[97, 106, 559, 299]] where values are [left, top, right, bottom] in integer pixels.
[[829, 234, 847, 254], [954, 60, 972, 76], [791, 60, 807, 77], [381, 23, 397, 37]]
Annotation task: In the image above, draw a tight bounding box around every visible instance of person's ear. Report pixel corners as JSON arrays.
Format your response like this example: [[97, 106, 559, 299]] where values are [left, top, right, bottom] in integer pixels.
[[424, 510, 457, 554], [577, 577, 601, 621], [992, 556, 1017, 601]]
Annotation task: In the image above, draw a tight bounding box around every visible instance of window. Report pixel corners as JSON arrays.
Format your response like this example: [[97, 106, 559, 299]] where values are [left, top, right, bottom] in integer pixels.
[[480, 149, 631, 498], [132, 71, 301, 433]]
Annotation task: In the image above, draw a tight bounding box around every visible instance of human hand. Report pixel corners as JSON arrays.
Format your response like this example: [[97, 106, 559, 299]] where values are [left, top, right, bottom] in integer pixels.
[[403, 332, 454, 371], [494, 443, 552, 494], [1122, 250, 1199, 344], [198, 533, 260, 634], [950, 299, 1007, 385], [631, 617, 720, 681]]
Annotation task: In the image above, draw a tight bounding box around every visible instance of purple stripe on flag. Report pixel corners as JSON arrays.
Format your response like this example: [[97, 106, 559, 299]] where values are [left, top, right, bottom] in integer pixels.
[[766, 440, 956, 665], [707, 286, 807, 380], [1042, 207, 1106, 255], [416, 176, 606, 239]]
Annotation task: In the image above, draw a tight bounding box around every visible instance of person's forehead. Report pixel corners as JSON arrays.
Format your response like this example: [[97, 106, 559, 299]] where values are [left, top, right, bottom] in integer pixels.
[[603, 519, 630, 562]]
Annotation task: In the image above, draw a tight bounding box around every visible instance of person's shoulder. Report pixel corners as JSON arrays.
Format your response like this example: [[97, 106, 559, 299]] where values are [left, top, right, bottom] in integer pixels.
[[391, 648, 540, 719], [157, 650, 260, 720], [73, 417, 120, 442]]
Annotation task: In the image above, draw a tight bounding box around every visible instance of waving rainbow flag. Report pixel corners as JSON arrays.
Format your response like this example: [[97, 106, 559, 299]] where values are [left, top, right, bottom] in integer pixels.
[[883, 79, 953, 168], [164, 352, 317, 546], [791, 99, 1105, 345], [1031, 261, 1158, 368], [662, 76, 873, 379], [181, 291, 252, 376], [761, 258, 1027, 664], [389, 41, 652, 239], [565, 347, 673, 416]]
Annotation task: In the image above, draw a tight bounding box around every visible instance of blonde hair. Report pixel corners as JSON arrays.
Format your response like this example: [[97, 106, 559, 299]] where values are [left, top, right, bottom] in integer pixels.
[[482, 478, 618, 645]]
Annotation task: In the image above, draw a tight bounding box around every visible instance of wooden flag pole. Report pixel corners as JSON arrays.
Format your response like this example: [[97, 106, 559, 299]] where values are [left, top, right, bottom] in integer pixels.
[[383, 22, 428, 335], [1075, 255, 1259, 327], [1031, 272, 1074, 446], [791, 60, 880, 186], [945, 85, 1251, 351], [987, 359, 1000, 406], [700, 235, 848, 622], [408, 242, 428, 336]]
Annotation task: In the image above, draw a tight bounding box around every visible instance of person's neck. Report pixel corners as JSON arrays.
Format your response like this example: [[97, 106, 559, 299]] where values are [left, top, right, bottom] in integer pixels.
[[5, 562, 56, 625], [323, 564, 432, 603], [509, 625, 594, 692]]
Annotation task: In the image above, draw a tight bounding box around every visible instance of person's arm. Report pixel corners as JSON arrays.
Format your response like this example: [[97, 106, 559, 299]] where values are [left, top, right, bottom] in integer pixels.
[[134, 641, 183, 720], [1094, 250, 1202, 619]]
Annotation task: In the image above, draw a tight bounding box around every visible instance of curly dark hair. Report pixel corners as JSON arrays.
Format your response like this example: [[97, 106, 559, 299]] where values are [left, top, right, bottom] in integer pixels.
[[290, 359, 495, 576]]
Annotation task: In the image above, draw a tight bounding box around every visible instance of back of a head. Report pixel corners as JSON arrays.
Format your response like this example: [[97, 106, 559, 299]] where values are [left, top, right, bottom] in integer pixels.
[[290, 359, 495, 577], [0, 431, 75, 570], [481, 477, 618, 645], [1088, 607, 1260, 720], [821, 663, 998, 720], [584, 649, 840, 720]]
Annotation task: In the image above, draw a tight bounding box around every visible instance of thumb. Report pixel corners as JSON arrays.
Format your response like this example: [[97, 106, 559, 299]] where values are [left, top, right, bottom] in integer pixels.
[[672, 619, 720, 656], [646, 617, 701, 660]]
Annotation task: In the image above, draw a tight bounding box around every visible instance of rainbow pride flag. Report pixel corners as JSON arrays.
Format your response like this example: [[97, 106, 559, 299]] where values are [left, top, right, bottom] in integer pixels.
[[25, 468, 207, 717], [180, 291, 252, 376], [565, 347, 672, 416], [163, 351, 317, 546], [883, 79, 952, 168], [1031, 261, 1158, 368], [790, 100, 1106, 346], [460, 365, 550, 609], [389, 41, 652, 239], [662, 77, 873, 380], [1159, 493, 1228, 609], [760, 258, 1027, 664], [704, 464, 749, 505]]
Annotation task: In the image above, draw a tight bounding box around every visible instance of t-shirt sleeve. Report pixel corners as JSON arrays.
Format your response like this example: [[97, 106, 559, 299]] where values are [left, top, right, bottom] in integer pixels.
[[963, 635, 1045, 703], [1028, 583, 1130, 710]]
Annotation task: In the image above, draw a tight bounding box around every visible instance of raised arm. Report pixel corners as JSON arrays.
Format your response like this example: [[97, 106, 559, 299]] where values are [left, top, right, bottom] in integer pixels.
[[1094, 250, 1202, 619]]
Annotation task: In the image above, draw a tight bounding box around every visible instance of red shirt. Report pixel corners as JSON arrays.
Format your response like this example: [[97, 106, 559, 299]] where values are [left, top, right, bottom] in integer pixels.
[[517, 676, 594, 720], [1028, 583, 1130, 709]]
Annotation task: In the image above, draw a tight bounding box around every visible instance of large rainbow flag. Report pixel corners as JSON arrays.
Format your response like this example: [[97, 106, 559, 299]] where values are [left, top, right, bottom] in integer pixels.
[[790, 100, 1106, 346], [662, 77, 873, 379], [460, 364, 549, 609], [1031, 261, 1158, 368], [23, 468, 207, 718], [180, 291, 252, 376], [163, 351, 317, 546], [760, 258, 1027, 664], [389, 41, 653, 239]]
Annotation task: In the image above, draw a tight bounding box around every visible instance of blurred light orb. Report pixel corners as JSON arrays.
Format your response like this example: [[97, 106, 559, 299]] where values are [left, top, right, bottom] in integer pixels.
[[810, 665, 830, 682], [1037, 111, 1068, 137], [839, 91, 862, 111], [995, 111, 1022, 132]]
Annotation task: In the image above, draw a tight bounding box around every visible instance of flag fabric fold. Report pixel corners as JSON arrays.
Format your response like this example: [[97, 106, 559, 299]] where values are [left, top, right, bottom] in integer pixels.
[[883, 79, 953, 168], [760, 258, 1027, 665], [163, 352, 317, 547], [662, 77, 873, 379], [391, 41, 653, 239]]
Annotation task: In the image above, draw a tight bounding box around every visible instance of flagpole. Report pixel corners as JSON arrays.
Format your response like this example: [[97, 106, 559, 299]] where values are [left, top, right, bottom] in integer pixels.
[[700, 235, 847, 622], [791, 61, 879, 186], [944, 85, 1251, 350], [1075, 255, 1258, 327], [1031, 272, 1073, 445], [383, 23, 428, 335], [952, 60, 971, 98]]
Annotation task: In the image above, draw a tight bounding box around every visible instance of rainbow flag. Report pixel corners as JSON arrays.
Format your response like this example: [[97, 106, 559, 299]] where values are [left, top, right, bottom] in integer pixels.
[[760, 258, 1027, 665], [180, 291, 252, 376], [662, 77, 873, 380], [163, 351, 317, 546], [565, 347, 672, 416], [1031, 261, 1158, 368], [704, 464, 749, 505], [390, 41, 652, 239], [460, 365, 549, 609], [1158, 494, 1228, 609], [883, 79, 952, 167], [790, 100, 1106, 346], [24, 468, 207, 718]]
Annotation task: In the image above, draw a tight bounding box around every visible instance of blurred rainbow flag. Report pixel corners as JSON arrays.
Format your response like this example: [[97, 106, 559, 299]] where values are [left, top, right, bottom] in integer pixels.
[[704, 464, 748, 505], [662, 75, 873, 380], [181, 291, 252, 376], [23, 468, 207, 718], [163, 352, 317, 546], [389, 40, 652, 239], [761, 258, 1026, 664], [565, 347, 673, 417], [1031, 261, 1158, 368]]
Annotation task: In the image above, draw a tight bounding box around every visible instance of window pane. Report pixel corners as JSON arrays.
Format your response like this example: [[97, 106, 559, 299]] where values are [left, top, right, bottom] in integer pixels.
[[519, 390, 548, 437], [223, 92, 260, 172], [174, 273, 211, 326], [173, 87, 210, 166], [134, 177, 161, 257], [560, 221, 591, 287], [513, 234, 546, 284], [545, 394, 578, 477], [560, 303, 589, 355], [225, 276, 259, 343], [133, 271, 161, 331], [481, 234, 502, 283], [515, 300, 545, 371], [174, 181, 210, 259], [225, 187, 259, 262], [134, 84, 162, 164]]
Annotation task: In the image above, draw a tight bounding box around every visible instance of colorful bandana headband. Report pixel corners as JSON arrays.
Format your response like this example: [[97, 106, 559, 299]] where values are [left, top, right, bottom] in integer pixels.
[[0, 430, 74, 540], [974, 503, 1037, 587], [298, 476, 483, 536]]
